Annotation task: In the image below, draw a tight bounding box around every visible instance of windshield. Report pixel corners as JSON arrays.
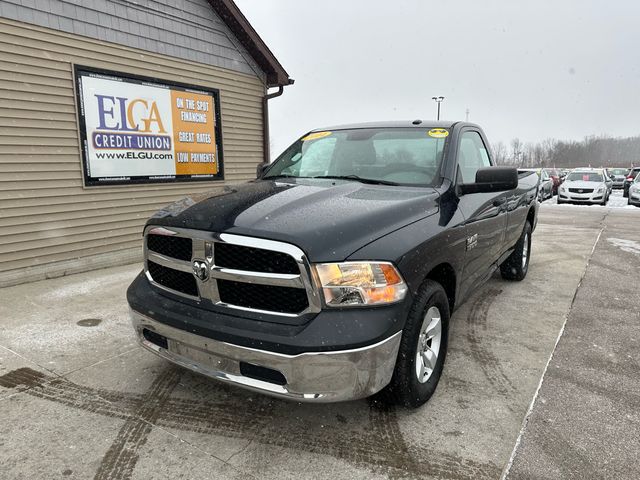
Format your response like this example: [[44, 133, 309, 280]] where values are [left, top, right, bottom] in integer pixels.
[[263, 128, 447, 186], [610, 168, 628, 175], [635, 173, 640, 183], [566, 172, 604, 182]]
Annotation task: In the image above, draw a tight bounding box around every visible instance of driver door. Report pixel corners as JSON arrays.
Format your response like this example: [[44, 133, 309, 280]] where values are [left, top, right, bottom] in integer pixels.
[[456, 130, 509, 296]]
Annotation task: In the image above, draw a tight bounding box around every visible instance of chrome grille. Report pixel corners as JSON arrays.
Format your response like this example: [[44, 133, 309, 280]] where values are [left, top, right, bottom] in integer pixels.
[[568, 188, 594, 193], [143, 226, 321, 316]]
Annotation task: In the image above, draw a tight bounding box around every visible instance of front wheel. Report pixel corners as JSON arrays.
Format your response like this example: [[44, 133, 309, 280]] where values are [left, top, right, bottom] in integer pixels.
[[379, 280, 450, 408], [500, 221, 532, 281]]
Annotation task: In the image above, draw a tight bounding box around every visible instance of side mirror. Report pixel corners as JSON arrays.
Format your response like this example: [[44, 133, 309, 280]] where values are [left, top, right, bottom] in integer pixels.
[[256, 162, 270, 178], [459, 167, 518, 194]]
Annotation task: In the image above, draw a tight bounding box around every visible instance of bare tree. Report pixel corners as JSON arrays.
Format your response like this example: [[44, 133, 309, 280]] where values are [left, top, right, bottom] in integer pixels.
[[510, 138, 522, 166], [498, 135, 640, 168], [491, 141, 508, 165]]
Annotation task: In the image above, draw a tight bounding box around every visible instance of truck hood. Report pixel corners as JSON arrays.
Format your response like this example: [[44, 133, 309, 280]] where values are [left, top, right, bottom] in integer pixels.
[[149, 179, 439, 262]]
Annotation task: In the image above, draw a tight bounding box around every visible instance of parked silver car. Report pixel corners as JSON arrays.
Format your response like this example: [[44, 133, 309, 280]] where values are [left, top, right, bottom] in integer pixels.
[[609, 168, 629, 189], [602, 168, 614, 196], [628, 173, 640, 207], [557, 169, 609, 205], [519, 168, 553, 201]]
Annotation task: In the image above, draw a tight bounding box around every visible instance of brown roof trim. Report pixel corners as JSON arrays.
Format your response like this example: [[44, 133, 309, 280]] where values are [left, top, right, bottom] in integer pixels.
[[207, 0, 293, 88]]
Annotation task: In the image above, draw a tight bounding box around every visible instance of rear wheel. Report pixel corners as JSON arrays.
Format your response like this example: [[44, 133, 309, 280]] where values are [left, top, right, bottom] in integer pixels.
[[380, 280, 450, 408], [500, 221, 532, 281]]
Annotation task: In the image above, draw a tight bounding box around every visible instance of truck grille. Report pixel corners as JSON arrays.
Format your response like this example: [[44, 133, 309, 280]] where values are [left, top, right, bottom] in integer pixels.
[[143, 227, 319, 317], [147, 260, 198, 297], [215, 242, 299, 274], [147, 234, 192, 261], [217, 280, 309, 314]]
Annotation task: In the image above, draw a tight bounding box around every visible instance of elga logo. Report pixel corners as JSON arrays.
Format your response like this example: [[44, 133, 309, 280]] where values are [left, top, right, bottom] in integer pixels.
[[91, 95, 172, 151]]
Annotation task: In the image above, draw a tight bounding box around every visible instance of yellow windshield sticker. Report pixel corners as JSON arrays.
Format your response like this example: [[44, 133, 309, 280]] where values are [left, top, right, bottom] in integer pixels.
[[428, 128, 449, 138], [301, 131, 332, 141]]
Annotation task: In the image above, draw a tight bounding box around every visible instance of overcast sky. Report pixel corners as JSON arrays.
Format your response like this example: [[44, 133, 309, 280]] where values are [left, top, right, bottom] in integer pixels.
[[235, 0, 640, 159]]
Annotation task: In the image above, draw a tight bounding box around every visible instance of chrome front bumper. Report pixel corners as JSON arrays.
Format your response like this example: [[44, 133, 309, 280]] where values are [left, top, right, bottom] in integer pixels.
[[130, 309, 401, 402], [559, 193, 604, 202]]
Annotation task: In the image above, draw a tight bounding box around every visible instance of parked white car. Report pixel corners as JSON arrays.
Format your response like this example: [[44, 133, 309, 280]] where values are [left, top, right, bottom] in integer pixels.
[[628, 173, 640, 207], [557, 169, 609, 205]]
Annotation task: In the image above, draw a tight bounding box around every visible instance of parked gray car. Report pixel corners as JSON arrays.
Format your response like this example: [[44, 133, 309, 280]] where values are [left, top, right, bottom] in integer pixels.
[[557, 169, 609, 205], [609, 168, 629, 189]]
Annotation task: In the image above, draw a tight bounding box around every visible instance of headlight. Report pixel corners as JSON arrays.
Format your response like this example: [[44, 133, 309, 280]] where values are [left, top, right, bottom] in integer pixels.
[[596, 186, 604, 193], [559, 185, 566, 192], [314, 262, 407, 306]]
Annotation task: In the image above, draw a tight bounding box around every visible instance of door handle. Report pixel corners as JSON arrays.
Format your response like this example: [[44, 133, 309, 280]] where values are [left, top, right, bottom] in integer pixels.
[[493, 197, 507, 207]]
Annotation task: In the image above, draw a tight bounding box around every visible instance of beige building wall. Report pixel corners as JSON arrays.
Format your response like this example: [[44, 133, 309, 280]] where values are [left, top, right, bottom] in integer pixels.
[[0, 17, 266, 286]]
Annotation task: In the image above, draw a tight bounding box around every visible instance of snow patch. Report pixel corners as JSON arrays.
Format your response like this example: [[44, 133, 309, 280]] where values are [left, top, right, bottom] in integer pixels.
[[41, 269, 135, 300], [607, 238, 640, 256]]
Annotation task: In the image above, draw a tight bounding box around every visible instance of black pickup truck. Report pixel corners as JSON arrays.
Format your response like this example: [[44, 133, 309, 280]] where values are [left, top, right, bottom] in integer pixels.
[[127, 121, 538, 408]]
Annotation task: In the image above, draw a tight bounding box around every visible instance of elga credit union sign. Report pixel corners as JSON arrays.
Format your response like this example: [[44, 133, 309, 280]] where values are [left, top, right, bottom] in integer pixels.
[[74, 66, 224, 186]]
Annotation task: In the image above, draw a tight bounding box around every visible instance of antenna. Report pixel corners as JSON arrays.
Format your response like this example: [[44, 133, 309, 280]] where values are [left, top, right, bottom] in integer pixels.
[[465, 108, 470, 121]]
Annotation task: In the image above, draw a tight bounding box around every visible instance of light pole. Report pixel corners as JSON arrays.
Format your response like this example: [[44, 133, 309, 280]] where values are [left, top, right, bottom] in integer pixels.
[[431, 96, 444, 120]]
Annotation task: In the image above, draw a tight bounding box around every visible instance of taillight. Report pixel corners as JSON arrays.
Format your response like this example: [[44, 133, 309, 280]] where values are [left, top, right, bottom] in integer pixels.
[[627, 176, 635, 181]]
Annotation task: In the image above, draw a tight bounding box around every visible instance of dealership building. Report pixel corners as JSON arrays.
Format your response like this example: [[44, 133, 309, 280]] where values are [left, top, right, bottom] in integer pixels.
[[0, 0, 292, 286]]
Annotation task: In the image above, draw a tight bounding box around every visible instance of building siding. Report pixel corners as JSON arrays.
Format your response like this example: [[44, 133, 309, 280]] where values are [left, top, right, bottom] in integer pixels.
[[0, 0, 265, 80], [0, 15, 266, 286]]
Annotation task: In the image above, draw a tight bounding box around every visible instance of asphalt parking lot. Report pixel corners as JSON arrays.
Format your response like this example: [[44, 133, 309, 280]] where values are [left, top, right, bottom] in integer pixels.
[[1, 204, 639, 480]]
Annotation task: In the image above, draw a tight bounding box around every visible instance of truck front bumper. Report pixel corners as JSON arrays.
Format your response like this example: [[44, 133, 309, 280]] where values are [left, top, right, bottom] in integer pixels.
[[131, 309, 401, 402]]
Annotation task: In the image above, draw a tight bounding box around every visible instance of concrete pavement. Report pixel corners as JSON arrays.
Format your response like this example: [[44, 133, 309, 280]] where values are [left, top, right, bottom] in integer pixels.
[[506, 208, 640, 479], [0, 205, 638, 479]]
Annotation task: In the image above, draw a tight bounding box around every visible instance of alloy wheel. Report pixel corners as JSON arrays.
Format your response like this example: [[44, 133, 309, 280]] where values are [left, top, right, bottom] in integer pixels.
[[415, 306, 442, 383]]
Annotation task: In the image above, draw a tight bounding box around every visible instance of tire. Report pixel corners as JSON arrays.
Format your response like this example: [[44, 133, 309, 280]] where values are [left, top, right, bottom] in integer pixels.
[[500, 221, 532, 281], [379, 280, 450, 408]]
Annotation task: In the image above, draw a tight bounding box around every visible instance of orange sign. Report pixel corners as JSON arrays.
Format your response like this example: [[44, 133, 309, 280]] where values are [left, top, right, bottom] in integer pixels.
[[171, 90, 218, 176]]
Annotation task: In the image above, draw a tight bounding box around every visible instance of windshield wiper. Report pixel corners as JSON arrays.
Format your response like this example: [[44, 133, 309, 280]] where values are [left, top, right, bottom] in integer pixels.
[[311, 175, 400, 186], [262, 174, 308, 180]]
